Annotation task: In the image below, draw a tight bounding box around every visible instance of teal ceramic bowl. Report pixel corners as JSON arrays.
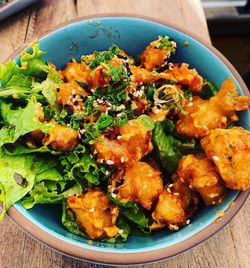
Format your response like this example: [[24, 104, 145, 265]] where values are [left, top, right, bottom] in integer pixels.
[[8, 15, 250, 265]]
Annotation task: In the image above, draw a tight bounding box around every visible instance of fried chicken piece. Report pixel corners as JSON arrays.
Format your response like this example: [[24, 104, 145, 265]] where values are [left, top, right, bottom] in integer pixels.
[[43, 125, 78, 151], [131, 63, 202, 94], [151, 180, 199, 230], [131, 65, 158, 83], [94, 119, 153, 167], [140, 36, 176, 70], [176, 78, 249, 138], [163, 63, 203, 93], [61, 60, 92, 84], [67, 189, 120, 240], [109, 161, 163, 210], [177, 154, 227, 205], [201, 127, 250, 190], [57, 81, 88, 113]]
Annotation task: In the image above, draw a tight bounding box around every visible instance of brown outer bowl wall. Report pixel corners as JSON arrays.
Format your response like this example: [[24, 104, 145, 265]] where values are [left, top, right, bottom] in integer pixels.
[[6, 13, 250, 265]]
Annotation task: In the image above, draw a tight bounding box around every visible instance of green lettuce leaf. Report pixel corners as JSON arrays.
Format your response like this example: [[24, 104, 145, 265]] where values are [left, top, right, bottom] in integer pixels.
[[0, 96, 52, 147], [0, 182, 6, 221], [3, 143, 52, 155], [60, 145, 108, 186], [153, 120, 201, 174], [153, 121, 182, 174], [0, 148, 38, 218], [22, 182, 82, 209], [200, 79, 219, 100], [32, 64, 63, 108], [0, 61, 32, 88], [107, 193, 150, 233], [20, 42, 48, 79]]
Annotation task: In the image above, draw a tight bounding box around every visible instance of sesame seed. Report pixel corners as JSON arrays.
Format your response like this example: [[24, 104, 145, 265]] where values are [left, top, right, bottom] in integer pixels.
[[89, 208, 95, 213], [118, 229, 124, 234], [188, 102, 193, 107], [105, 170, 110, 176], [147, 174, 153, 177], [202, 125, 209, 130], [93, 149, 97, 154], [80, 129, 86, 134], [120, 157, 125, 163], [212, 156, 219, 161], [186, 219, 190, 225], [72, 90, 76, 95], [168, 184, 174, 188], [154, 109, 160, 114], [111, 193, 117, 198], [77, 105, 81, 110], [100, 159, 104, 163], [117, 135, 122, 140], [174, 192, 180, 196], [167, 188, 171, 193], [106, 160, 114, 165]]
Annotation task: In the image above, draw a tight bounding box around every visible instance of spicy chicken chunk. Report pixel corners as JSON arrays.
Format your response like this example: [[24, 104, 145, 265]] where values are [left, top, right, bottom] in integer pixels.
[[176, 78, 249, 138], [163, 63, 203, 93], [43, 125, 78, 151], [57, 81, 88, 113], [131, 63, 202, 94], [61, 60, 92, 84], [140, 36, 176, 71], [177, 154, 227, 205], [151, 180, 199, 230], [67, 189, 120, 240], [109, 161, 163, 210], [201, 127, 250, 190], [94, 119, 153, 167]]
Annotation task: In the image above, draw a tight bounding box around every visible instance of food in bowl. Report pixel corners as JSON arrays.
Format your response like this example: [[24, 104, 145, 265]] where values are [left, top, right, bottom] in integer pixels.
[[0, 36, 249, 242]]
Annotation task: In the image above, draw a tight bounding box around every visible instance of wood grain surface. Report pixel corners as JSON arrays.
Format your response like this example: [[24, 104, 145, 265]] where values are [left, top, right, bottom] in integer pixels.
[[0, 1, 249, 268]]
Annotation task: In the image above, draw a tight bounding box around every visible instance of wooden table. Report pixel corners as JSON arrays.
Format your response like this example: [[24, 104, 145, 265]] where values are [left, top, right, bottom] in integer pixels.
[[0, 1, 249, 267]]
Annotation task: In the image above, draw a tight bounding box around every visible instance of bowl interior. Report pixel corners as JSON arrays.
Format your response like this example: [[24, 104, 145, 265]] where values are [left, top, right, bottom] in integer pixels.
[[13, 17, 250, 253]]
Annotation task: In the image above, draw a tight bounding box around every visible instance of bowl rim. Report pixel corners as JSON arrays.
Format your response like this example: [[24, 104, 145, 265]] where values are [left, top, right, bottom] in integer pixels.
[[6, 13, 250, 265]]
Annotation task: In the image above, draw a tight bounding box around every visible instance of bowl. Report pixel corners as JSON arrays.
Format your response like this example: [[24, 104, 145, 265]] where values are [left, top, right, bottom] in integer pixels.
[[7, 15, 250, 265]]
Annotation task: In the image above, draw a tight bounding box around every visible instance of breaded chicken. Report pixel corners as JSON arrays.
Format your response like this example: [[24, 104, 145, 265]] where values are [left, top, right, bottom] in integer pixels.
[[176, 78, 249, 138], [201, 127, 250, 190], [151, 180, 199, 230], [61, 60, 92, 84], [57, 81, 88, 113], [131, 63, 202, 94], [94, 119, 153, 167], [67, 189, 120, 240], [109, 161, 163, 210], [177, 154, 227, 205], [140, 36, 176, 70], [163, 63, 203, 93], [43, 125, 78, 151]]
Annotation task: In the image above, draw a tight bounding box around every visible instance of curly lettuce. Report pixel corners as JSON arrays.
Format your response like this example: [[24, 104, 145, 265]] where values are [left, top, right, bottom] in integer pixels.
[[0, 97, 52, 147]]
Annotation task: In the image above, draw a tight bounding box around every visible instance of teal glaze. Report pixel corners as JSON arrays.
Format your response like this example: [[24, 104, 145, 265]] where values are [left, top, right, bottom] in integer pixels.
[[13, 17, 250, 253]]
